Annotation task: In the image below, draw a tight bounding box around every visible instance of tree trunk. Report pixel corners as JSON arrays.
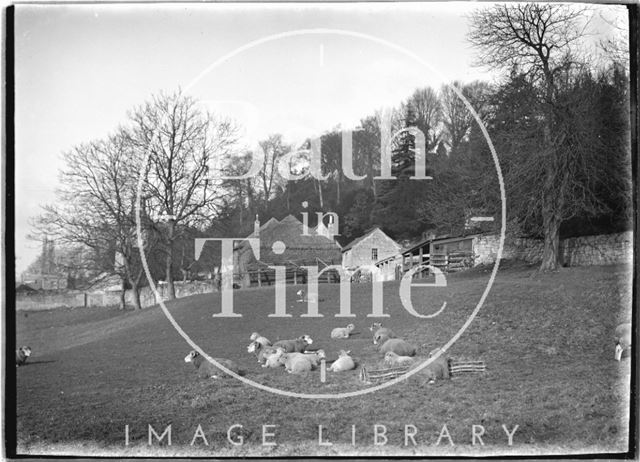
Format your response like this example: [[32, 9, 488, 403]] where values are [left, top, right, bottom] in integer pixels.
[[165, 221, 176, 300], [119, 278, 127, 310], [130, 283, 142, 310], [540, 205, 562, 271]]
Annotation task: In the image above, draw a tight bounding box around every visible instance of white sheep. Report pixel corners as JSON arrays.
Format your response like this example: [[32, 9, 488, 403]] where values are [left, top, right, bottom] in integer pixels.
[[263, 347, 286, 368], [184, 351, 244, 379], [384, 351, 415, 367], [249, 332, 272, 347], [615, 323, 632, 361], [16, 346, 32, 367], [247, 341, 276, 364], [281, 350, 326, 369], [370, 322, 397, 345], [273, 335, 313, 353], [331, 323, 355, 339], [280, 350, 326, 374], [419, 348, 451, 383], [378, 338, 417, 356], [328, 350, 356, 372]]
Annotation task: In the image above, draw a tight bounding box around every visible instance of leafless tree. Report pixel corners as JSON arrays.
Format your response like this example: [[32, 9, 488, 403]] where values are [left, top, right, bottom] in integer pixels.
[[128, 90, 238, 298], [440, 80, 491, 153], [469, 3, 594, 271], [258, 134, 290, 209], [33, 131, 154, 309]]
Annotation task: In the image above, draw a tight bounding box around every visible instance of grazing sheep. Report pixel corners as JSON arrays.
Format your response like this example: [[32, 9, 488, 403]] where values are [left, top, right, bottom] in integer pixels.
[[184, 351, 244, 379], [384, 351, 415, 367], [247, 341, 277, 364], [370, 322, 397, 345], [249, 332, 272, 347], [331, 323, 355, 339], [328, 350, 356, 372], [273, 335, 313, 353], [615, 323, 632, 361], [16, 346, 32, 367], [263, 347, 286, 368], [378, 338, 417, 357]]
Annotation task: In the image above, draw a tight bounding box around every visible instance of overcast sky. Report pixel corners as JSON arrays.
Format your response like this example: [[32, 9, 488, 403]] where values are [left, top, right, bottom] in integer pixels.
[[13, 2, 628, 274]]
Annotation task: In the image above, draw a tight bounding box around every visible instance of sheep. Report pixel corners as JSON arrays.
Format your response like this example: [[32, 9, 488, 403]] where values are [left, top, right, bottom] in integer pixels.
[[384, 351, 415, 367], [418, 348, 451, 383], [263, 347, 286, 368], [280, 350, 326, 374], [328, 350, 356, 372], [370, 322, 397, 345], [378, 338, 417, 357], [247, 341, 277, 364], [184, 350, 244, 379], [615, 323, 632, 361], [273, 335, 313, 353], [331, 323, 355, 339], [249, 332, 272, 347], [16, 346, 32, 367], [281, 349, 327, 369], [296, 289, 321, 303]]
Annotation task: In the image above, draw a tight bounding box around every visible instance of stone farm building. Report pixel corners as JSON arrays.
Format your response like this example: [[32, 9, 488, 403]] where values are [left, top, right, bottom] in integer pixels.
[[233, 215, 342, 287], [341, 227, 401, 271]]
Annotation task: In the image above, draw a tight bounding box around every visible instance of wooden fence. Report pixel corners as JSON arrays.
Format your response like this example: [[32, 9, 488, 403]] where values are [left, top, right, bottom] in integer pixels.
[[359, 358, 486, 384]]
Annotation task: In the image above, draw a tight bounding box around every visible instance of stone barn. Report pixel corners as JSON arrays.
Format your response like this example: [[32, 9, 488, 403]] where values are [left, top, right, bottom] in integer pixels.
[[233, 215, 343, 287], [341, 227, 401, 271]]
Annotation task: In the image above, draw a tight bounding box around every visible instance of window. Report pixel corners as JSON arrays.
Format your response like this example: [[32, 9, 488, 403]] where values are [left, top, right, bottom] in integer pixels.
[[372, 248, 378, 261]]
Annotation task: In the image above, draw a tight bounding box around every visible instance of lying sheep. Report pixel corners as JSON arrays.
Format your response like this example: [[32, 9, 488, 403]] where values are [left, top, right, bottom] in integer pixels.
[[370, 322, 397, 345], [263, 347, 286, 368], [378, 338, 417, 357], [328, 350, 356, 372], [249, 332, 272, 347], [280, 350, 326, 374], [331, 324, 355, 339], [247, 341, 277, 364], [615, 323, 632, 361], [273, 335, 313, 353], [418, 348, 451, 383], [16, 346, 32, 367], [384, 351, 415, 367], [281, 349, 327, 369], [184, 350, 245, 379]]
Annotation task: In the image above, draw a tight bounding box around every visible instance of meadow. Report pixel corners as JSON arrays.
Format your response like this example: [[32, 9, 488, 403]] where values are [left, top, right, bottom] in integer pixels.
[[14, 263, 632, 456]]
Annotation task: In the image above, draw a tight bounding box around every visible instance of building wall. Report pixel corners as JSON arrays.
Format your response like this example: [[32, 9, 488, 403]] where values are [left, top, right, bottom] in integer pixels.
[[473, 231, 633, 267], [343, 229, 400, 269]]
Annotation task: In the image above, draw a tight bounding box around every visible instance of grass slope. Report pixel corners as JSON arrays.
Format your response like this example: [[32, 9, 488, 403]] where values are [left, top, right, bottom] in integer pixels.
[[15, 264, 632, 456]]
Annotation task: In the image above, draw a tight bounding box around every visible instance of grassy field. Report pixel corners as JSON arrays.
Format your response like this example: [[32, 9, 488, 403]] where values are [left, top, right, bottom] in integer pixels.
[[14, 263, 633, 456]]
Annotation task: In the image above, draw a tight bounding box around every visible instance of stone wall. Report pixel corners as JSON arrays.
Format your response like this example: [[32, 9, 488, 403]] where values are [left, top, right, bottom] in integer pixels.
[[473, 231, 632, 267], [15, 280, 219, 311]]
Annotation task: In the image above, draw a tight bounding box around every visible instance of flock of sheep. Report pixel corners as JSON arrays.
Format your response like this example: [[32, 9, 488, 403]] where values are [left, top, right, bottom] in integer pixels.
[[183, 320, 634, 383], [183, 321, 453, 383]]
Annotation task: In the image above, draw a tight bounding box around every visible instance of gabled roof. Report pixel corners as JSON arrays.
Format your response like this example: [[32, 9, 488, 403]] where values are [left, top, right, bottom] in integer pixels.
[[341, 227, 399, 252]]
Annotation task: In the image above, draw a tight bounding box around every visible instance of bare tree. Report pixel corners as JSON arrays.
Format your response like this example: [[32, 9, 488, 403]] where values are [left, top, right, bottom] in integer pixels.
[[258, 134, 290, 209], [469, 3, 592, 271], [440, 80, 491, 153], [128, 90, 238, 298], [34, 131, 153, 309]]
